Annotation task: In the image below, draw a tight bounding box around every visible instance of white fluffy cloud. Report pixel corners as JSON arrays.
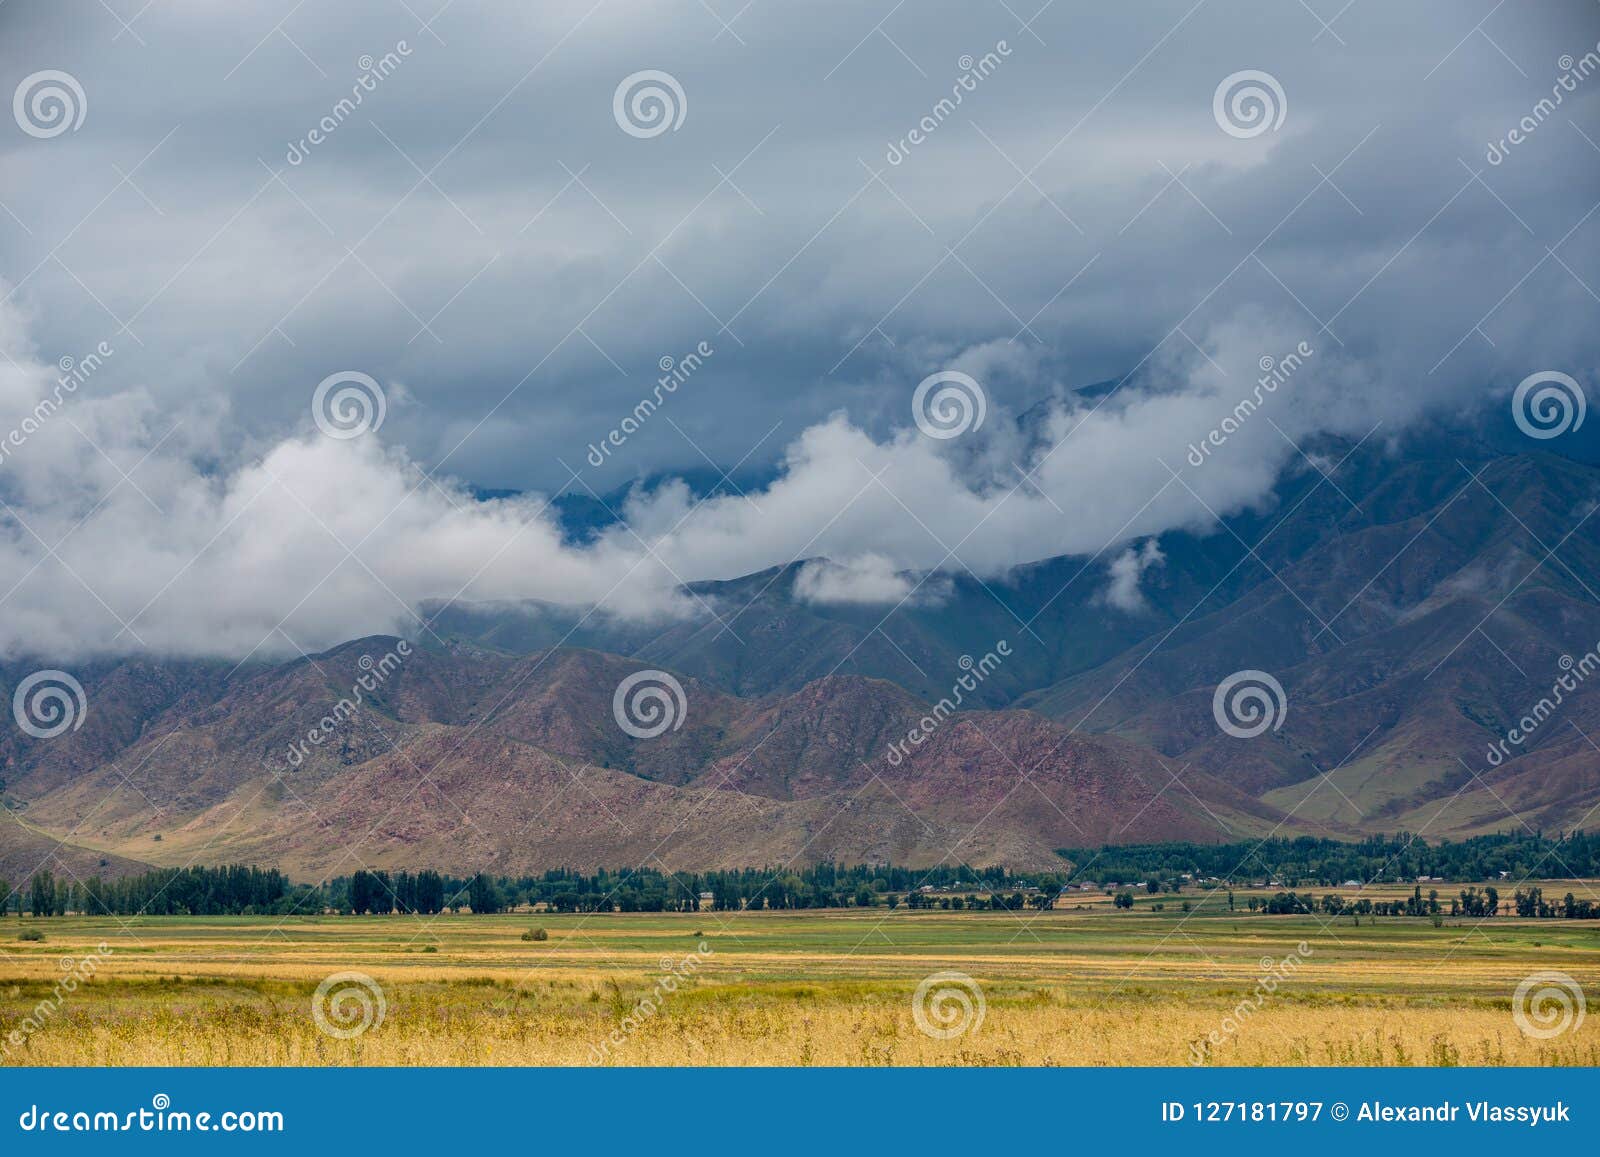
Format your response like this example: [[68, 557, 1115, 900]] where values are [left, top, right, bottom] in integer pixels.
[[794, 554, 926, 606], [0, 288, 1421, 658], [1101, 539, 1166, 613]]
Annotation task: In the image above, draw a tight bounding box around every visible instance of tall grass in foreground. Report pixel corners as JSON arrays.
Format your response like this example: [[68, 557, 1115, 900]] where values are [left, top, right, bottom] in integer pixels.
[[2, 908, 1597, 1066], [4, 978, 1598, 1065]]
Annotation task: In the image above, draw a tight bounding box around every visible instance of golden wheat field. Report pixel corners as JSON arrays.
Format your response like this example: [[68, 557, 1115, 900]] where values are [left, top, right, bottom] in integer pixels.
[[3, 891, 1598, 1066]]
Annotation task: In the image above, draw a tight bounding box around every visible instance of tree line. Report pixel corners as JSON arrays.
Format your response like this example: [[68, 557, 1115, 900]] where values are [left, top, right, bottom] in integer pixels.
[[2, 861, 1033, 918], [336, 863, 1027, 915], [1056, 830, 1600, 888], [2, 866, 290, 917], [7, 846, 1599, 919]]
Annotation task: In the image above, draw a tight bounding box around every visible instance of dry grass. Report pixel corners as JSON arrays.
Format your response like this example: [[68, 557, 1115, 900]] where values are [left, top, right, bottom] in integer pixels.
[[2, 902, 1598, 1066]]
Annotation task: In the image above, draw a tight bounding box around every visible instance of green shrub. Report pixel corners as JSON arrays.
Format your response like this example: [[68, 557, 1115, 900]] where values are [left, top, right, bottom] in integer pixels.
[[18, 928, 44, 942], [521, 927, 549, 942]]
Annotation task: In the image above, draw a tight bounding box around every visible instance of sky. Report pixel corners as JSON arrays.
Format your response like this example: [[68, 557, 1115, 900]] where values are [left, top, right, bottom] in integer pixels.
[[0, 0, 1597, 657]]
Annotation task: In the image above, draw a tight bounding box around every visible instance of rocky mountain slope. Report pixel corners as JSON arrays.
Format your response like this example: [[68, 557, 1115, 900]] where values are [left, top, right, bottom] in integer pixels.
[[1, 643, 1271, 878], [3, 436, 1598, 880]]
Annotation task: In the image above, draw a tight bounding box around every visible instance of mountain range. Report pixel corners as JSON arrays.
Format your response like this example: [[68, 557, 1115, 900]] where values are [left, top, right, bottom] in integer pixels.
[[4, 427, 1599, 881]]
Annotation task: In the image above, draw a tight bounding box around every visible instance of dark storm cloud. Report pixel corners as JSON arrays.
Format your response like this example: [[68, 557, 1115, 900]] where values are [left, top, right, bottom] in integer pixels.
[[0, 0, 1596, 655]]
